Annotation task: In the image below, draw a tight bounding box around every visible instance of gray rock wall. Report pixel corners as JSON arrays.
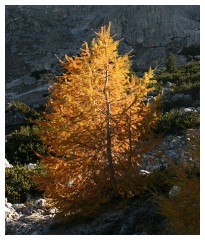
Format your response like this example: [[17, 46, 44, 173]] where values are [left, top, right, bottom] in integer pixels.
[[5, 5, 200, 107]]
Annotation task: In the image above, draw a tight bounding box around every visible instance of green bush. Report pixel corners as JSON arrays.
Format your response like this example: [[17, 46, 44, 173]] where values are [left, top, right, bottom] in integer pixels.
[[5, 164, 43, 203], [5, 125, 47, 165], [155, 71, 178, 84], [175, 61, 199, 88], [154, 60, 200, 135], [155, 110, 200, 134], [155, 61, 200, 96]]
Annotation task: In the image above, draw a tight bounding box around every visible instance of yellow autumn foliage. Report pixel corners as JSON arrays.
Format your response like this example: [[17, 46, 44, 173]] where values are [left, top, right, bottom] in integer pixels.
[[33, 22, 160, 216]]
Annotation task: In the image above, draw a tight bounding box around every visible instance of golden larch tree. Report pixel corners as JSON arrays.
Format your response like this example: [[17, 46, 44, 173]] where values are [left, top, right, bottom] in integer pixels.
[[33, 22, 160, 215]]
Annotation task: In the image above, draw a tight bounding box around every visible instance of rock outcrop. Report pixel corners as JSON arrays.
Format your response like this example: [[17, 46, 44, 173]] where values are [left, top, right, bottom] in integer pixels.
[[5, 5, 199, 107], [5, 198, 57, 235], [5, 196, 174, 235]]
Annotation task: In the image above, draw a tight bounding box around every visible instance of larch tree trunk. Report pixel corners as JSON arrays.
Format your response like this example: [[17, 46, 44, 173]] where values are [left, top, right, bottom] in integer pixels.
[[103, 63, 116, 189]]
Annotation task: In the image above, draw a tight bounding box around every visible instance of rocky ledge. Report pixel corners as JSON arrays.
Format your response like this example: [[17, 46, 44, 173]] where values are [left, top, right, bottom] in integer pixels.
[[5, 197, 58, 235], [5, 196, 175, 235]]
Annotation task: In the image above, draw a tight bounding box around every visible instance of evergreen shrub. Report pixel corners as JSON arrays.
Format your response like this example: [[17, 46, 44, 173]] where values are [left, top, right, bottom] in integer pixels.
[[155, 110, 199, 134], [5, 164, 44, 203], [6, 125, 47, 165]]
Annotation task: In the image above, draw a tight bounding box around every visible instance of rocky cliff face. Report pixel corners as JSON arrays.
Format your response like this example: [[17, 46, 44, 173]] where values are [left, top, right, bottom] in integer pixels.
[[5, 5, 200, 107]]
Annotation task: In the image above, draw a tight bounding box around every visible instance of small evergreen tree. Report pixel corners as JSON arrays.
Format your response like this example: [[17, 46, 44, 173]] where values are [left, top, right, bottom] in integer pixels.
[[33, 22, 160, 215], [166, 52, 176, 73]]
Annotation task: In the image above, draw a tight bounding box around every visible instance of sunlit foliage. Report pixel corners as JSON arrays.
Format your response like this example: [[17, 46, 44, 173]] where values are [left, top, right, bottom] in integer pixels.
[[33, 22, 160, 216]]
